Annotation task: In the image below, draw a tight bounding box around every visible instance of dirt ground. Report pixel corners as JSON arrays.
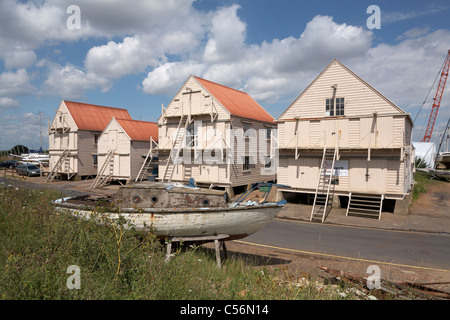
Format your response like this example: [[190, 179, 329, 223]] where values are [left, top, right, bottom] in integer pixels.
[[409, 179, 450, 219], [2, 171, 449, 298]]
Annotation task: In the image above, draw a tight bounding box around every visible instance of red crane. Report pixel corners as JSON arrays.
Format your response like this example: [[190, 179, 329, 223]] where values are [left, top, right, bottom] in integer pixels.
[[421, 49, 450, 142]]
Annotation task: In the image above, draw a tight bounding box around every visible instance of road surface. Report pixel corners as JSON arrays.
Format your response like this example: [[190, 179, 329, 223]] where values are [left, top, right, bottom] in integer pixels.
[[240, 219, 450, 271]]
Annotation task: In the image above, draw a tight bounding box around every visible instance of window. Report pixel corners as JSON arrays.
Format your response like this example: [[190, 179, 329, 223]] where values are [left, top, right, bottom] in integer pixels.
[[335, 97, 345, 116], [325, 97, 344, 116], [326, 98, 334, 116], [242, 156, 255, 171], [186, 124, 198, 147], [93, 134, 100, 145], [243, 156, 250, 171], [93, 155, 98, 166], [264, 156, 272, 168]]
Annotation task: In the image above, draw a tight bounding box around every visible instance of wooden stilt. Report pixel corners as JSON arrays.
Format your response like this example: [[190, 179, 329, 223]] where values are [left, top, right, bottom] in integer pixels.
[[164, 234, 229, 268]]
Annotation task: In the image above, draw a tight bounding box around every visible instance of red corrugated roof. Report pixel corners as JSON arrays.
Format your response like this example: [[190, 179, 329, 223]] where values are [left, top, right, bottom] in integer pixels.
[[194, 76, 275, 123], [64, 100, 132, 131], [116, 118, 159, 142]]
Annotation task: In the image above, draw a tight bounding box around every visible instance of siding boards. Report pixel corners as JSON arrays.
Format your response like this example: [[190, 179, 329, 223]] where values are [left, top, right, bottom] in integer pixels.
[[279, 61, 402, 120], [386, 160, 402, 193], [309, 120, 321, 147], [359, 117, 373, 148], [348, 118, 360, 147], [298, 121, 309, 147], [277, 158, 289, 185], [393, 116, 404, 148], [77, 130, 98, 176], [349, 159, 387, 193], [376, 116, 394, 148], [163, 77, 230, 121]]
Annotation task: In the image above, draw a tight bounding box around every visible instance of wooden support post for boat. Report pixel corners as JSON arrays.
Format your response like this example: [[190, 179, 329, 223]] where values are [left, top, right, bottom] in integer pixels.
[[165, 240, 173, 263], [165, 234, 229, 268], [214, 239, 221, 267]]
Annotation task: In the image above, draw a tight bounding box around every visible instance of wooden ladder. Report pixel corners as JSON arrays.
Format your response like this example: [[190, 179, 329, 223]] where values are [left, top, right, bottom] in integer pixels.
[[135, 148, 156, 182], [310, 147, 337, 223], [45, 149, 70, 183], [161, 115, 190, 182], [64, 156, 75, 180], [346, 193, 384, 220], [90, 150, 115, 189]]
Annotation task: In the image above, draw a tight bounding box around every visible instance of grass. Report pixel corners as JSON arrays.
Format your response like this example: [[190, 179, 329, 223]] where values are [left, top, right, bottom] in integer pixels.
[[0, 185, 364, 300], [412, 171, 435, 202]]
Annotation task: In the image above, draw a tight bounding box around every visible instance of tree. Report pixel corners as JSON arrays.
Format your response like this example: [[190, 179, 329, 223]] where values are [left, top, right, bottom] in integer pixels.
[[414, 156, 428, 168], [10, 145, 29, 155]]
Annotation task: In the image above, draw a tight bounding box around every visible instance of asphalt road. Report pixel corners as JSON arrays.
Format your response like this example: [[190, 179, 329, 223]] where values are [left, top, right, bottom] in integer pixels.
[[241, 219, 450, 271], [0, 176, 87, 197]]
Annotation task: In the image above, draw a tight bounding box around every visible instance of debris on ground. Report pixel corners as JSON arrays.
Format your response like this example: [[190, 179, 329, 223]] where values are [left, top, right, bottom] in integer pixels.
[[318, 266, 450, 300]]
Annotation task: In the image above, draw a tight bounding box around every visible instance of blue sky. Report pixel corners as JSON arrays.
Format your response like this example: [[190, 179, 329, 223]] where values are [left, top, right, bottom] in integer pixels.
[[0, 0, 449, 150]]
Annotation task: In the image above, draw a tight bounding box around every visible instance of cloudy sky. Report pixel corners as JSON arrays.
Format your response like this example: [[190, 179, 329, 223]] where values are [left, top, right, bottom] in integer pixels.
[[0, 0, 449, 150]]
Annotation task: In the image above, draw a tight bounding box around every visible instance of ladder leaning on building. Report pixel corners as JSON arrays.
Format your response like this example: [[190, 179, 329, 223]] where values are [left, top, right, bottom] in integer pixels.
[[160, 115, 191, 183], [135, 137, 158, 183], [90, 149, 115, 189], [310, 147, 337, 223], [45, 149, 74, 183]]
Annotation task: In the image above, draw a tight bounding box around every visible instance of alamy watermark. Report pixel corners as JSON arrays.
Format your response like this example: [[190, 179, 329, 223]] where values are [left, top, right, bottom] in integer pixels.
[[366, 265, 381, 289], [66, 265, 81, 290], [366, 5, 381, 30], [166, 121, 278, 175], [66, 5, 81, 30]]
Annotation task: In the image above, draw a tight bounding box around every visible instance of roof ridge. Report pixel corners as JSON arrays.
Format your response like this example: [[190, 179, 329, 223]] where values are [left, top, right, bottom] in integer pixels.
[[64, 100, 128, 111], [116, 118, 157, 124], [193, 76, 249, 95]]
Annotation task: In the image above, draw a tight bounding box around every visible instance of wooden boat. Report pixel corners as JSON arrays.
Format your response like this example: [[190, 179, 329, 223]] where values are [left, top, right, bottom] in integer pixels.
[[430, 169, 450, 181], [436, 151, 450, 169], [53, 181, 287, 241], [416, 168, 450, 181]]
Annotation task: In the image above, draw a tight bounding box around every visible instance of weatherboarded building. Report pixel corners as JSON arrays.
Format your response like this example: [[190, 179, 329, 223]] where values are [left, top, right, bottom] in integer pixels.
[[276, 59, 414, 220], [157, 75, 277, 194], [91, 118, 158, 188], [47, 100, 132, 181]]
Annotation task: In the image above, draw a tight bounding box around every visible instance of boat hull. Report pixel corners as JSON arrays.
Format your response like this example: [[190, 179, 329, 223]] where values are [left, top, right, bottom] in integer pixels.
[[436, 152, 450, 169], [53, 200, 284, 241], [432, 170, 450, 181]]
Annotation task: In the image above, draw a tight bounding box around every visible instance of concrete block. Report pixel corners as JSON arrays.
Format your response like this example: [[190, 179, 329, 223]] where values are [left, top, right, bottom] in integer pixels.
[[393, 193, 411, 216]]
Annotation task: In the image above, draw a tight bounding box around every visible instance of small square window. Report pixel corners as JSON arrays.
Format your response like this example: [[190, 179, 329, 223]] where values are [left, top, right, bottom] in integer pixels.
[[325, 97, 344, 116]]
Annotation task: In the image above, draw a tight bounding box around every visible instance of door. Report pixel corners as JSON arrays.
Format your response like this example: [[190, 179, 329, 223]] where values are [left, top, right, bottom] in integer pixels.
[[288, 157, 320, 189], [350, 159, 386, 193]]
